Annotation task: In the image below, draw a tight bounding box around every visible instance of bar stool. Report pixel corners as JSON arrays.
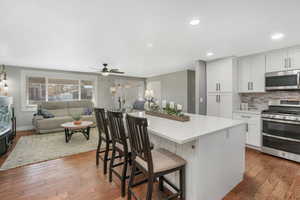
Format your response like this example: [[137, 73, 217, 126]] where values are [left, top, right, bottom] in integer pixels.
[[107, 110, 131, 197], [94, 108, 112, 174], [126, 114, 186, 200]]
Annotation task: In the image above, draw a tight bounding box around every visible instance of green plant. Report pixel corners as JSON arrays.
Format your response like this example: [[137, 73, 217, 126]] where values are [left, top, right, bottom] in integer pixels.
[[72, 113, 82, 121], [164, 104, 182, 116]]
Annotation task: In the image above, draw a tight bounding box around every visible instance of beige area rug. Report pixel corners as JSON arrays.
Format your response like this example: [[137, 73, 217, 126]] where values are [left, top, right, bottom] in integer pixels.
[[0, 128, 99, 170]]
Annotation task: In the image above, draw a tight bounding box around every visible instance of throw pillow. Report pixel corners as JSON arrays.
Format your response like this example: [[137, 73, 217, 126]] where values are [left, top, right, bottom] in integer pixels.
[[40, 109, 55, 118], [83, 107, 93, 115]]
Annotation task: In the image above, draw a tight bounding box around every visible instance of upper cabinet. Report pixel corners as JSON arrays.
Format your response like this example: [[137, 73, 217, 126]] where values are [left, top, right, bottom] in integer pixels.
[[266, 46, 300, 72], [207, 58, 236, 93], [288, 46, 300, 70], [238, 54, 266, 93]]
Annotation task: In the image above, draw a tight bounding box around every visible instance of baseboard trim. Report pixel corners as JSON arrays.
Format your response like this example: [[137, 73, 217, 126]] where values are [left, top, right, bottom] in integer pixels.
[[16, 125, 34, 131], [246, 144, 261, 151]]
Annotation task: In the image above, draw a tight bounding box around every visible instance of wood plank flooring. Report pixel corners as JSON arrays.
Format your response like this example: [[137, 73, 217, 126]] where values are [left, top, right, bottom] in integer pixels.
[[0, 131, 300, 200]]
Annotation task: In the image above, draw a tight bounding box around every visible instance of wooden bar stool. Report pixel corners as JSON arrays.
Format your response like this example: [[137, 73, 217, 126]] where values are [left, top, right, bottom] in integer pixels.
[[126, 114, 186, 200], [107, 110, 131, 197], [94, 108, 112, 175]]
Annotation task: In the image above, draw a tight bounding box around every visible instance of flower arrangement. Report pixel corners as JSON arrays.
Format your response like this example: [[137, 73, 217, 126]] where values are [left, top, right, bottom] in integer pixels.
[[162, 100, 183, 116]]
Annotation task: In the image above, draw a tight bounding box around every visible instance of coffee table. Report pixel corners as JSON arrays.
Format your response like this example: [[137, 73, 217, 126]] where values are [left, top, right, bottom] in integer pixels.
[[61, 121, 93, 143]]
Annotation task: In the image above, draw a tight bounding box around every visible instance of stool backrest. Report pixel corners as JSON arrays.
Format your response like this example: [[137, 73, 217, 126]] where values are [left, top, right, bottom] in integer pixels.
[[126, 114, 153, 172], [107, 111, 128, 152], [94, 108, 110, 141]]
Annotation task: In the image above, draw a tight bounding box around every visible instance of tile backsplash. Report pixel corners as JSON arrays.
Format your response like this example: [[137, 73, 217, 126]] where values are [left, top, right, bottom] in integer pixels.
[[240, 91, 300, 110]]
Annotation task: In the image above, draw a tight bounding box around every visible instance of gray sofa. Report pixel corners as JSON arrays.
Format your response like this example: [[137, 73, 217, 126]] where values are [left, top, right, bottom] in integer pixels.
[[33, 100, 96, 134]]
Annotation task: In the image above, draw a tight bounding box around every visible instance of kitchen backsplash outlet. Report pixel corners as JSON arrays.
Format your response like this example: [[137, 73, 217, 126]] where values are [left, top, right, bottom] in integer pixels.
[[240, 91, 300, 110]]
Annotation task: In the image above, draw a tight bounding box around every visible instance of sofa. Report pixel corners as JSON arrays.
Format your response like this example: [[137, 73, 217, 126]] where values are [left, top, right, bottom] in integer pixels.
[[33, 100, 96, 134]]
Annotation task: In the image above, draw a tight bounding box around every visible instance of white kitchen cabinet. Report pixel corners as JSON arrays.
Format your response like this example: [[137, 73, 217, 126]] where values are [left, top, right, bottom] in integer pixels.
[[207, 58, 234, 93], [251, 55, 266, 92], [207, 57, 237, 119], [219, 93, 233, 118], [238, 54, 266, 93], [207, 94, 219, 117], [288, 46, 300, 70], [233, 112, 261, 148], [238, 56, 251, 93], [207, 93, 233, 118], [266, 46, 300, 72], [266, 49, 287, 72]]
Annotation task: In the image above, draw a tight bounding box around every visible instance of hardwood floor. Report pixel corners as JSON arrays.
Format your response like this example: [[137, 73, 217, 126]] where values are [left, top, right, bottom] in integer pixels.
[[0, 131, 300, 200]]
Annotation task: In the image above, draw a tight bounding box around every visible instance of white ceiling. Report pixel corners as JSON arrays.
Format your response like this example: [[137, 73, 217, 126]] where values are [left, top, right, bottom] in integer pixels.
[[1, 0, 300, 77]]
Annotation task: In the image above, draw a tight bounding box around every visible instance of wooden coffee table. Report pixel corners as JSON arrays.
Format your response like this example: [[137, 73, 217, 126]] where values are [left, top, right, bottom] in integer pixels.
[[61, 121, 93, 143]]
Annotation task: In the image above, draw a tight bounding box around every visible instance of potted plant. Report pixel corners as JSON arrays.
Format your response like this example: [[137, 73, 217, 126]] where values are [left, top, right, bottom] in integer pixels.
[[72, 113, 82, 125]]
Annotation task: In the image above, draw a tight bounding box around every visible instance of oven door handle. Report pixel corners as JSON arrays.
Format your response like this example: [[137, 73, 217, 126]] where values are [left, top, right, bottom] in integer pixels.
[[262, 118, 300, 125], [263, 133, 300, 143]]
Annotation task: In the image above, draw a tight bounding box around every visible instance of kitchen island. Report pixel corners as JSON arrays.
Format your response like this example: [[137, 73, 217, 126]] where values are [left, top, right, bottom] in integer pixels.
[[131, 112, 246, 200]]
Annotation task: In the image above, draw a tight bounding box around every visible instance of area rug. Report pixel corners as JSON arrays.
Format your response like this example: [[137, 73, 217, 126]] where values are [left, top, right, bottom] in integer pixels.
[[0, 128, 99, 170]]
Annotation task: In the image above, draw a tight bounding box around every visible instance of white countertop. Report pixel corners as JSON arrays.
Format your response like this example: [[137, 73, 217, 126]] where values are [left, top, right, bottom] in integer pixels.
[[233, 109, 262, 115], [129, 112, 245, 144]]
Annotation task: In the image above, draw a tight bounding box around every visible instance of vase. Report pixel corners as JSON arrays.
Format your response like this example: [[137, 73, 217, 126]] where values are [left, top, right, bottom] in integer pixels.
[[73, 120, 82, 125]]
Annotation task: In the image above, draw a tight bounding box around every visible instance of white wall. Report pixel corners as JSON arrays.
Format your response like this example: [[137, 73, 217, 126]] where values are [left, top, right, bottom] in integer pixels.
[[6, 66, 145, 130]]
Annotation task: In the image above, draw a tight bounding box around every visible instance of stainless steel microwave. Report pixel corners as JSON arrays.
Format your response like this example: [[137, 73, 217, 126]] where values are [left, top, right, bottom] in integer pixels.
[[265, 70, 300, 91]]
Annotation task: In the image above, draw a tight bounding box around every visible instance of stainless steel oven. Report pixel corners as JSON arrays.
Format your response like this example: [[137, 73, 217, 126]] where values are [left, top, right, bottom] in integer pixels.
[[265, 70, 300, 91], [261, 100, 300, 162]]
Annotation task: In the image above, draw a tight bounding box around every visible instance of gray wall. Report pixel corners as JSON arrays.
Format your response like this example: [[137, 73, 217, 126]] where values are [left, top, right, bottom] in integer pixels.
[[187, 70, 196, 113], [147, 70, 194, 112], [6, 66, 145, 130], [195, 60, 207, 115]]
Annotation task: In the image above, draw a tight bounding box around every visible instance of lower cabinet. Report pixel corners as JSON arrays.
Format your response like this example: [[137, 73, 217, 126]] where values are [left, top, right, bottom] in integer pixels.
[[233, 112, 261, 148]]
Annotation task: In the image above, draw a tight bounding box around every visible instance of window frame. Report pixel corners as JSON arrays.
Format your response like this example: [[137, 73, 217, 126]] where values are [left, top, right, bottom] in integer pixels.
[[21, 70, 98, 111]]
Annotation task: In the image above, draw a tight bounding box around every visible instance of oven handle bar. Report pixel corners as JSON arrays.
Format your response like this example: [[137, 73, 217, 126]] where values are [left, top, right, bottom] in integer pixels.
[[262, 118, 300, 125], [263, 133, 300, 143]]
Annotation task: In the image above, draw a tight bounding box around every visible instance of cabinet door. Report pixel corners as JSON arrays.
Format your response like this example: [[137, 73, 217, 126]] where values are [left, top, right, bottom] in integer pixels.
[[207, 94, 219, 117], [250, 54, 266, 92], [266, 49, 287, 72], [288, 46, 300, 70], [218, 58, 233, 92], [207, 61, 220, 93], [247, 117, 261, 147], [238, 57, 251, 93], [219, 93, 233, 118]]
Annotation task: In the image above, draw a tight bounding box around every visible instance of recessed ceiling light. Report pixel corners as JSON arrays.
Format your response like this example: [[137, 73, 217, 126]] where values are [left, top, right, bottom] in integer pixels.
[[147, 43, 153, 48], [190, 19, 200, 26], [206, 52, 214, 57], [271, 33, 285, 40]]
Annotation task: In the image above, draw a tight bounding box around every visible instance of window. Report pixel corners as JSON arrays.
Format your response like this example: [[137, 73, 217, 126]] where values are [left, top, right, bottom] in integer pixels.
[[48, 79, 79, 101], [81, 80, 94, 100], [22, 70, 97, 110], [27, 77, 46, 104]]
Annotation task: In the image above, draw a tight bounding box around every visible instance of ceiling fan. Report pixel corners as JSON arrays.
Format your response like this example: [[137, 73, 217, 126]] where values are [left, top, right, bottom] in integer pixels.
[[91, 63, 124, 76]]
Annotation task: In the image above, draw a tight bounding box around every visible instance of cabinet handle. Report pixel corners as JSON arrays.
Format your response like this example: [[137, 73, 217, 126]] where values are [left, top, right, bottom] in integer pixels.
[[246, 123, 248, 132], [248, 82, 250, 90], [289, 57, 292, 68], [251, 82, 253, 90], [218, 95, 221, 103], [219, 83, 221, 91], [216, 95, 218, 102], [216, 83, 218, 91]]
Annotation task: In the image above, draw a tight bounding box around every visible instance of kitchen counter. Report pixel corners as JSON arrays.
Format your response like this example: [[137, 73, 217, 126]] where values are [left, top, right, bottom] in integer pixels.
[[233, 109, 262, 115], [130, 112, 245, 144], [129, 112, 246, 200]]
